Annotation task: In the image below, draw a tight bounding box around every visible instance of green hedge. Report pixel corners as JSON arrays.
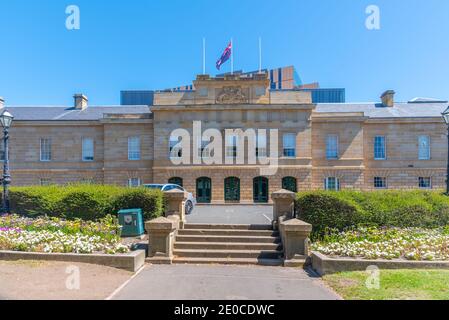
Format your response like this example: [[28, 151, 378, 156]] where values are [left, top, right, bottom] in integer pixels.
[[295, 190, 449, 240], [8, 184, 164, 221]]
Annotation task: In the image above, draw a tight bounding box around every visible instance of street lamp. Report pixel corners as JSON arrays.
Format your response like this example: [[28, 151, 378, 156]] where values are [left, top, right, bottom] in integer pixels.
[[0, 110, 14, 214], [442, 106, 449, 195]]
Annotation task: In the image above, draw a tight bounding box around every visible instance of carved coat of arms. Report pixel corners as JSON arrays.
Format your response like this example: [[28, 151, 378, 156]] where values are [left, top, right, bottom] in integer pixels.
[[216, 87, 248, 104]]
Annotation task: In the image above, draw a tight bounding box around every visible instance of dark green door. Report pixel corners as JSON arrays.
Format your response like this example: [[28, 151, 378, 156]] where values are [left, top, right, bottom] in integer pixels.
[[168, 177, 183, 187], [224, 177, 240, 202], [282, 177, 297, 193], [196, 177, 212, 203], [253, 177, 269, 203]]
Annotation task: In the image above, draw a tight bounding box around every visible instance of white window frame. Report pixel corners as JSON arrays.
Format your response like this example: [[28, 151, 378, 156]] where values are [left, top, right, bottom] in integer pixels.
[[374, 177, 387, 189], [374, 136, 386, 160], [128, 136, 141, 161], [418, 135, 431, 160], [40, 138, 52, 162], [225, 134, 238, 159], [82, 138, 94, 162], [326, 135, 339, 160], [324, 177, 340, 191], [283, 133, 296, 158], [256, 134, 267, 158], [197, 137, 211, 159], [40, 178, 52, 186], [418, 177, 432, 189], [169, 136, 183, 159], [128, 178, 141, 187]]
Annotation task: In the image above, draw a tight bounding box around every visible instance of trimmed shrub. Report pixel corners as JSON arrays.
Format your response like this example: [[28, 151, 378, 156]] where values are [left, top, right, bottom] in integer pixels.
[[110, 188, 164, 221], [296, 190, 449, 240], [7, 184, 164, 221]]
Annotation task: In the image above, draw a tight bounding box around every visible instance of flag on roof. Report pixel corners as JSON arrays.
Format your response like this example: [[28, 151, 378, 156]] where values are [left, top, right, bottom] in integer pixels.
[[216, 42, 232, 70]]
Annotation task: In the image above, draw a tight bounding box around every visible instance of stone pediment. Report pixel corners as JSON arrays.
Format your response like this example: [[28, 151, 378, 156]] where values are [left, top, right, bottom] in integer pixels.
[[216, 87, 248, 104]]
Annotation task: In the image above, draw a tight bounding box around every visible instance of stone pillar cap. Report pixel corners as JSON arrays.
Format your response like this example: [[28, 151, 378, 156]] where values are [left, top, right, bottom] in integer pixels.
[[164, 189, 186, 199], [145, 216, 177, 231], [271, 189, 296, 199], [281, 218, 312, 232]]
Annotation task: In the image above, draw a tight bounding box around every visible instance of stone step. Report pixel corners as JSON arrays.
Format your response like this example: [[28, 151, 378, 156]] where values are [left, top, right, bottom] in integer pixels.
[[172, 257, 285, 267], [174, 241, 283, 251], [184, 224, 273, 231], [176, 235, 281, 244], [178, 229, 279, 237], [174, 249, 283, 259]]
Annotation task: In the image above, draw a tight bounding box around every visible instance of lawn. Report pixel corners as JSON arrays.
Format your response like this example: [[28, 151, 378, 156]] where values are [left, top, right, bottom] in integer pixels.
[[323, 269, 449, 300]]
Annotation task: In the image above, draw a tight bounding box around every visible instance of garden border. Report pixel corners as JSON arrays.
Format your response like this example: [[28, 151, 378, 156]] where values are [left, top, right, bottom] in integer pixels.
[[311, 251, 449, 276], [0, 249, 145, 272]]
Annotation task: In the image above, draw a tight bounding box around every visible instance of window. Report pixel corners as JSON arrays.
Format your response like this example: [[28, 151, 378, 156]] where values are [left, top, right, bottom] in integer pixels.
[[418, 135, 430, 160], [40, 138, 52, 161], [226, 135, 238, 158], [256, 134, 267, 158], [197, 137, 211, 159], [282, 177, 297, 193], [374, 177, 387, 189], [168, 177, 183, 187], [128, 136, 141, 160], [419, 177, 432, 189], [40, 178, 52, 186], [255, 86, 266, 97], [82, 138, 94, 161], [283, 134, 296, 158], [374, 136, 386, 160], [326, 135, 339, 160], [169, 136, 182, 159], [128, 178, 141, 187], [324, 177, 340, 191]]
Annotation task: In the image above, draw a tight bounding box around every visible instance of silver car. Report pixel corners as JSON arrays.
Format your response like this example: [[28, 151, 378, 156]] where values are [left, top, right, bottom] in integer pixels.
[[143, 184, 197, 215]]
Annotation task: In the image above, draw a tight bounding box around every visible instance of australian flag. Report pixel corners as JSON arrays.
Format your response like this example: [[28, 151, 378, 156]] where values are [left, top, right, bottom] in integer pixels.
[[216, 42, 232, 70]]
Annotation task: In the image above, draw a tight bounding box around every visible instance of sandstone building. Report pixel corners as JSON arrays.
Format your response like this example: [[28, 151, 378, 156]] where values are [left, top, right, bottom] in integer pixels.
[[1, 73, 448, 203]]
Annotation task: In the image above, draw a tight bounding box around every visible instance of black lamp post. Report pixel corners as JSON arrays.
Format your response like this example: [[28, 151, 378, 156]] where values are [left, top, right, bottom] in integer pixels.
[[442, 106, 449, 195], [0, 110, 14, 214]]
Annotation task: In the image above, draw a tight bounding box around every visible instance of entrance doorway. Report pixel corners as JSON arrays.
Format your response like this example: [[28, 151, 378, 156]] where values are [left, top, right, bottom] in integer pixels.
[[253, 177, 269, 203], [224, 177, 240, 202], [196, 177, 212, 203]]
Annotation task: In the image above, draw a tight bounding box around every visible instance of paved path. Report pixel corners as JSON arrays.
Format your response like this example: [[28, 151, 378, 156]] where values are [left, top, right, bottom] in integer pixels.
[[187, 205, 273, 225], [112, 264, 340, 300]]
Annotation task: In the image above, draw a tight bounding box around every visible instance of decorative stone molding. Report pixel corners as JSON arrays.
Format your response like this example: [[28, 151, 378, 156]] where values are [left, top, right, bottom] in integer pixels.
[[145, 216, 179, 264], [164, 189, 187, 229], [216, 87, 248, 104], [271, 189, 296, 227]]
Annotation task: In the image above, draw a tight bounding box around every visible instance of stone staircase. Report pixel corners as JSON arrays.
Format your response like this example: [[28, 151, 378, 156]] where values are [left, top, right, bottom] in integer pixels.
[[172, 224, 284, 266]]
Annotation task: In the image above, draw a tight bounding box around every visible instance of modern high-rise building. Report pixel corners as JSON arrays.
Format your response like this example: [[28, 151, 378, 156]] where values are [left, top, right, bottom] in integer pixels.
[[120, 66, 346, 105]]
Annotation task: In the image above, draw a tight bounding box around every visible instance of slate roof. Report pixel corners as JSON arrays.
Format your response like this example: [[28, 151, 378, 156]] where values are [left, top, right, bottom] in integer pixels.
[[3, 106, 151, 121], [315, 102, 449, 118]]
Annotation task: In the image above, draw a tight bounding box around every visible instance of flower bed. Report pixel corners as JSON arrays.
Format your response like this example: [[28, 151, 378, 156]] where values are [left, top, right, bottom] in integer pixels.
[[0, 214, 129, 254], [312, 227, 449, 261]]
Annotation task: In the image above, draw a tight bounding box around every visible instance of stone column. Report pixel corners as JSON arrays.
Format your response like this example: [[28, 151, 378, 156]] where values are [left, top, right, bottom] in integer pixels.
[[145, 216, 179, 264], [271, 189, 296, 228], [164, 189, 187, 229], [279, 218, 312, 267]]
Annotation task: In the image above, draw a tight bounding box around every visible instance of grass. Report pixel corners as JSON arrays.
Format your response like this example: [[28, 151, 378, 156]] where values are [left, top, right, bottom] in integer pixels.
[[323, 269, 449, 300]]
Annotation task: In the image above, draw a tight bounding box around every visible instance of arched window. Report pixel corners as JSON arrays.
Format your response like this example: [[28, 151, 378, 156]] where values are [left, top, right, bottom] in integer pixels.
[[196, 177, 212, 203], [282, 177, 297, 193], [253, 177, 269, 203], [168, 177, 183, 187], [224, 177, 240, 202]]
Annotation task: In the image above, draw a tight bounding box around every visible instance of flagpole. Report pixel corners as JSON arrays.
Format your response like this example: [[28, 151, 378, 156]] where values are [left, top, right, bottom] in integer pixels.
[[259, 37, 262, 74], [202, 38, 206, 75], [231, 38, 234, 75]]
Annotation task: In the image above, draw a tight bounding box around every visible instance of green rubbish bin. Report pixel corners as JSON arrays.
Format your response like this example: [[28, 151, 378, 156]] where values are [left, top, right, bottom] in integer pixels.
[[118, 209, 144, 237]]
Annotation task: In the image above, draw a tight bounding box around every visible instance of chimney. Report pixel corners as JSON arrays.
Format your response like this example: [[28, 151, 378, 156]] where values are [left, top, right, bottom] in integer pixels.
[[74, 94, 88, 110], [381, 90, 395, 107], [0, 97, 4, 109]]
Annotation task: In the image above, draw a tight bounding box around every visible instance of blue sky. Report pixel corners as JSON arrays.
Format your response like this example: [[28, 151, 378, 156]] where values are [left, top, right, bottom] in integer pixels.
[[0, 0, 448, 105]]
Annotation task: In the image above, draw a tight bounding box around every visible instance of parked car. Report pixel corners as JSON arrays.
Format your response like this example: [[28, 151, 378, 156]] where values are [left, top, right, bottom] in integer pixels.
[[143, 184, 196, 215]]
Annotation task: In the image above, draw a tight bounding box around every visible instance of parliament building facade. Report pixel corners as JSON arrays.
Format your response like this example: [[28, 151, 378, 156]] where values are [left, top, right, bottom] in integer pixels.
[[2, 73, 448, 203]]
